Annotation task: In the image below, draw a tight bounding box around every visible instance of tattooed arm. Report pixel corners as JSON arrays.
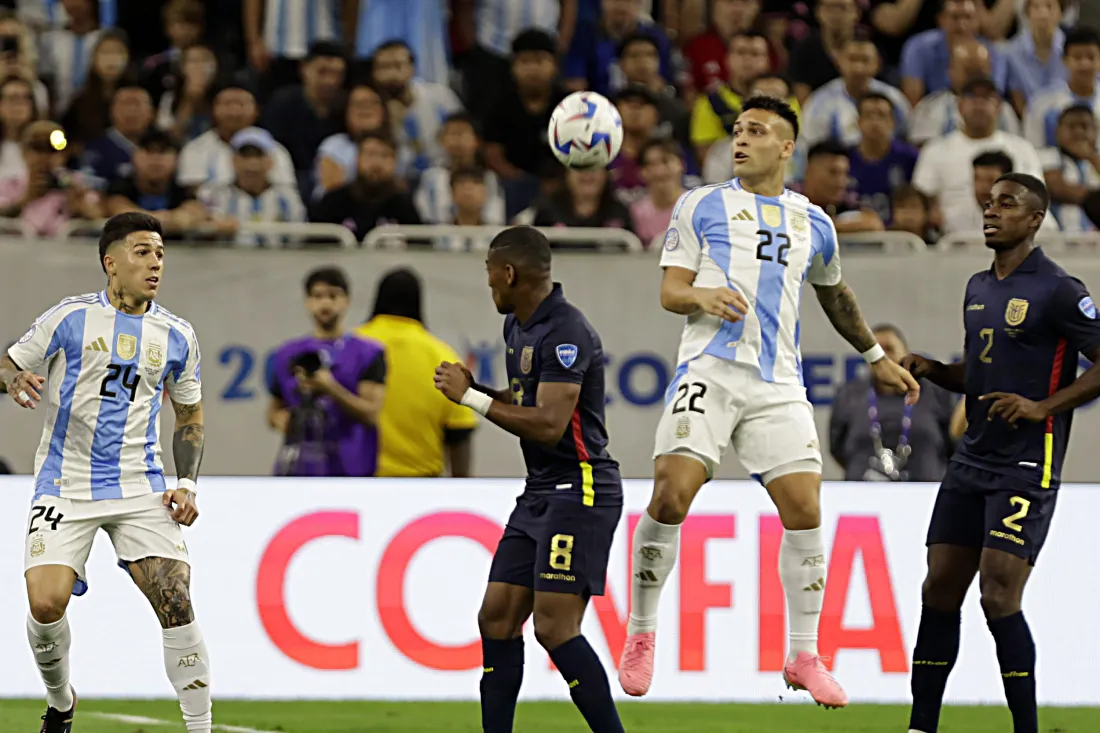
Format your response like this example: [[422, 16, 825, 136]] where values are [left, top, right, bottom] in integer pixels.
[[812, 281, 878, 354], [173, 400, 205, 483]]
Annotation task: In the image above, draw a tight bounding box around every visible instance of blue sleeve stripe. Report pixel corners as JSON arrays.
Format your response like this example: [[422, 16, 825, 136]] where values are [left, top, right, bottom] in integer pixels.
[[807, 207, 836, 265]]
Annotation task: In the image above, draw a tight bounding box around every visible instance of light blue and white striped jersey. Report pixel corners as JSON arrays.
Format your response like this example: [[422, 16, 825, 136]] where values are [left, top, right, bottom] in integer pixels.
[[263, 0, 340, 59], [908, 90, 1021, 146], [38, 27, 102, 115], [801, 78, 911, 148], [19, 0, 116, 28], [414, 166, 506, 224], [477, 0, 560, 58], [659, 179, 841, 386], [1039, 146, 1100, 233], [393, 79, 465, 176], [355, 0, 450, 85], [1023, 82, 1100, 151], [197, 181, 307, 246], [8, 292, 201, 501]]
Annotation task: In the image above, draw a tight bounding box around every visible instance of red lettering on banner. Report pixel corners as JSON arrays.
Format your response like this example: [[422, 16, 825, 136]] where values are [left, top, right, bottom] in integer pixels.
[[679, 515, 735, 671], [256, 511, 360, 670], [377, 512, 503, 671], [757, 514, 907, 673], [818, 516, 908, 673]]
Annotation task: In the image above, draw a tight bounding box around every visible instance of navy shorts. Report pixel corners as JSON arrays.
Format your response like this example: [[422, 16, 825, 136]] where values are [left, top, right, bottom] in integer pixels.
[[488, 494, 622, 597], [926, 462, 1058, 565]]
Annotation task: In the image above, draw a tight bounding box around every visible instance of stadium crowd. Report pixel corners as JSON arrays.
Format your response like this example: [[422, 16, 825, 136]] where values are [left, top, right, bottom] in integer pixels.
[[0, 0, 1097, 248]]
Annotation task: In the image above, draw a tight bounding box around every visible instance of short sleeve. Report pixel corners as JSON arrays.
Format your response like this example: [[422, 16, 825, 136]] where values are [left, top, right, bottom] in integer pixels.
[[6, 301, 77, 373], [175, 141, 206, 187], [1037, 147, 1062, 172], [658, 190, 704, 272], [165, 326, 202, 405], [899, 35, 926, 85], [1049, 277, 1100, 355], [359, 351, 386, 384], [910, 142, 940, 197], [538, 319, 594, 384], [806, 209, 842, 286]]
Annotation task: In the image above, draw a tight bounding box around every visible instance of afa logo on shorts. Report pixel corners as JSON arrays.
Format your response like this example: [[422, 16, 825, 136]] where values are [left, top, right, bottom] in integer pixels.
[[556, 344, 578, 368], [1079, 296, 1097, 320]]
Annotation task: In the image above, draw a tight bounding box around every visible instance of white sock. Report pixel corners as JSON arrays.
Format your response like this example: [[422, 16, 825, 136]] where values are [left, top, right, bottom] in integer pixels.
[[627, 511, 681, 635], [779, 527, 826, 663], [27, 614, 73, 712], [163, 621, 212, 733]]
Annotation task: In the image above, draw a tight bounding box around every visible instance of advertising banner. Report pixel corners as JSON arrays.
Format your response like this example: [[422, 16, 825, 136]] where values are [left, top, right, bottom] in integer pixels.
[[2, 242, 1100, 480], [0, 477, 1095, 704]]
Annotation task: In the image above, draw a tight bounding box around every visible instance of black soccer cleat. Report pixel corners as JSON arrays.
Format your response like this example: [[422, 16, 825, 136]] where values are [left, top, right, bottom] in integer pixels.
[[39, 688, 76, 733]]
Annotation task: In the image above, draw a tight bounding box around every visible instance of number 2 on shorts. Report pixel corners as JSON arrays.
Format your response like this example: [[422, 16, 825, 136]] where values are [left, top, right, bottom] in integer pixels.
[[549, 533, 574, 571], [28, 505, 64, 535], [1002, 496, 1031, 532]]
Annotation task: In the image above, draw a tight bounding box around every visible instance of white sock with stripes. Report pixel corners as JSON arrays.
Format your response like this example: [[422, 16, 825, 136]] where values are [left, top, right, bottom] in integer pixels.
[[163, 621, 212, 733]]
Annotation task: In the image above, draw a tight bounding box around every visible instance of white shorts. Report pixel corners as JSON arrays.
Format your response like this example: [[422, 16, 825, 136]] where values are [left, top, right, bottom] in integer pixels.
[[24, 493, 190, 588], [653, 355, 822, 481]]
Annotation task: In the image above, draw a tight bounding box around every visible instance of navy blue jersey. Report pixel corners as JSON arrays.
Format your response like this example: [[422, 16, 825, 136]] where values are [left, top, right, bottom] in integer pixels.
[[955, 248, 1100, 488], [503, 283, 622, 505]]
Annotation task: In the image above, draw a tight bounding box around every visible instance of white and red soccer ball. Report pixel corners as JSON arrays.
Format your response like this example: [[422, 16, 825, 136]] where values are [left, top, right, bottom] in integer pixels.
[[548, 91, 623, 169]]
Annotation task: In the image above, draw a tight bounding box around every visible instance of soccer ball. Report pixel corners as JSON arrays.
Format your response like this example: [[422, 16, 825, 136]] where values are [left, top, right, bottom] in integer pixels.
[[548, 91, 623, 169]]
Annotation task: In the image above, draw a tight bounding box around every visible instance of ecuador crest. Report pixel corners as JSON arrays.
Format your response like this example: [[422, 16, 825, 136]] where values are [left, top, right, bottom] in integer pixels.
[[519, 345, 534, 374], [116, 334, 137, 360], [1004, 298, 1029, 327]]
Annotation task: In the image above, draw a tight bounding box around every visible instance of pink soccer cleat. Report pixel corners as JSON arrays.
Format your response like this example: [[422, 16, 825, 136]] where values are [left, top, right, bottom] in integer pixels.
[[783, 652, 849, 709], [618, 632, 656, 696]]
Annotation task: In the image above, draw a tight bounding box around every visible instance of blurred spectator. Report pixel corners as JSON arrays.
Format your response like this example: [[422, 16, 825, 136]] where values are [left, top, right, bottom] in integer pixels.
[[789, 0, 862, 103], [630, 137, 685, 246], [618, 32, 692, 161], [0, 11, 50, 112], [890, 183, 936, 242], [370, 40, 463, 178], [198, 127, 307, 246], [313, 81, 395, 200], [177, 82, 296, 188], [972, 149, 1014, 209], [531, 167, 634, 239], [800, 33, 911, 150], [1024, 26, 1100, 151], [61, 29, 132, 144], [683, 0, 760, 95], [0, 76, 38, 183], [155, 43, 217, 142], [913, 76, 1045, 235], [829, 324, 956, 482], [900, 0, 1007, 107], [267, 266, 386, 478], [104, 128, 206, 231], [353, 0, 450, 87], [701, 73, 797, 184], [908, 37, 1021, 145], [1040, 105, 1100, 232], [39, 0, 104, 117], [263, 41, 347, 193], [435, 166, 497, 249], [0, 121, 101, 235], [800, 139, 885, 232], [142, 0, 205, 107], [356, 267, 478, 477], [414, 112, 505, 224], [609, 85, 662, 204], [244, 0, 348, 96], [80, 83, 153, 185], [483, 30, 566, 217], [312, 132, 422, 238], [1005, 0, 1066, 112], [847, 92, 919, 223], [564, 0, 673, 96]]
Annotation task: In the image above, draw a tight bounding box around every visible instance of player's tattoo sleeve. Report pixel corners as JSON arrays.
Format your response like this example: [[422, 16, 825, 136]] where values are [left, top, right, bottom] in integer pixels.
[[813, 281, 878, 354], [172, 400, 205, 482], [130, 557, 195, 628]]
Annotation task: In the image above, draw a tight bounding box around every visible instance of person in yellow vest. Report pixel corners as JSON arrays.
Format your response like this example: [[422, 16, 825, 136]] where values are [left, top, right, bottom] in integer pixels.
[[357, 268, 478, 476]]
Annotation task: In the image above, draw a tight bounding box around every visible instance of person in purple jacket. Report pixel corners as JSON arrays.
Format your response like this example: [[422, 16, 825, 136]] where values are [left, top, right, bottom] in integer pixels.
[[266, 266, 386, 477]]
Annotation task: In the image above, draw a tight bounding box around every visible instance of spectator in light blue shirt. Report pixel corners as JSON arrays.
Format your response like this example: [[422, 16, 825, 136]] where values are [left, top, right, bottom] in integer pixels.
[[1006, 0, 1066, 114], [354, 0, 450, 86], [900, 0, 1007, 108], [1023, 26, 1100, 151]]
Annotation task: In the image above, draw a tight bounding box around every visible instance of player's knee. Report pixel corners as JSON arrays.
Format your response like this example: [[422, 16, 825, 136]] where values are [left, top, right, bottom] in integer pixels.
[[979, 573, 1021, 620], [28, 595, 68, 624], [649, 469, 697, 525], [477, 602, 520, 640], [921, 568, 967, 611], [532, 611, 580, 652], [777, 498, 820, 531]]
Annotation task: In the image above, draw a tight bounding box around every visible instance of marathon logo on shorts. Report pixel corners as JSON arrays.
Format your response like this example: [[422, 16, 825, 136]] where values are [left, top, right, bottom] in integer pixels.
[[664, 228, 680, 251], [1079, 296, 1097, 320], [556, 344, 578, 368]]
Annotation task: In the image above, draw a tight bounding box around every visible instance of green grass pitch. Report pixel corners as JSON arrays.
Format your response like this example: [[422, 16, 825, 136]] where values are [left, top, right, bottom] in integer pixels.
[[1, 699, 1098, 732]]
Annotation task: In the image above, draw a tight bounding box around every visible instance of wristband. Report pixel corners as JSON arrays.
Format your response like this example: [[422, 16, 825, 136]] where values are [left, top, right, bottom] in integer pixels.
[[460, 387, 493, 416], [861, 343, 886, 364], [176, 478, 197, 493]]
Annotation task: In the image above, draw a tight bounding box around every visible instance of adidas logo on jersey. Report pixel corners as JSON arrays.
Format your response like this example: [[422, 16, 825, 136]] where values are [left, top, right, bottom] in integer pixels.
[[84, 337, 108, 352], [733, 209, 754, 222]]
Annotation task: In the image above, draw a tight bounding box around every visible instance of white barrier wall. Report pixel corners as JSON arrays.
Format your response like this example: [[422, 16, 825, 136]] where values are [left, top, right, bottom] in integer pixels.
[[0, 477, 1096, 704]]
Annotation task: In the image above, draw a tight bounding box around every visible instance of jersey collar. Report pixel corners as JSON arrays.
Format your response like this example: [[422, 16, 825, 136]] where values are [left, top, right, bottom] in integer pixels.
[[988, 246, 1043, 276], [521, 283, 565, 330]]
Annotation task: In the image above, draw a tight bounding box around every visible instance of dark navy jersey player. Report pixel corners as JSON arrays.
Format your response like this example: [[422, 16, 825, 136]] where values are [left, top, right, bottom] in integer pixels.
[[902, 174, 1100, 733], [434, 226, 626, 733]]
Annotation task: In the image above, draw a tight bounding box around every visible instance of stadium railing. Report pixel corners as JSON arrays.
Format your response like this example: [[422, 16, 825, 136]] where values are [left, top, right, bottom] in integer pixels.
[[837, 231, 927, 254], [937, 233, 1100, 252], [55, 219, 361, 248], [361, 224, 647, 252]]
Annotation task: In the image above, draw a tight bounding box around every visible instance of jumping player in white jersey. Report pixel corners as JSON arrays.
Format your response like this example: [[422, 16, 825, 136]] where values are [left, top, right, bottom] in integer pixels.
[[618, 96, 921, 707], [0, 212, 212, 733]]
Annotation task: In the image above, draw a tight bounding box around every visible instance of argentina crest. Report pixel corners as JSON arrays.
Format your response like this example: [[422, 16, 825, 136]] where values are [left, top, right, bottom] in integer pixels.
[[762, 204, 782, 228], [519, 345, 534, 374], [116, 333, 137, 360], [146, 343, 163, 368], [1005, 298, 1029, 327]]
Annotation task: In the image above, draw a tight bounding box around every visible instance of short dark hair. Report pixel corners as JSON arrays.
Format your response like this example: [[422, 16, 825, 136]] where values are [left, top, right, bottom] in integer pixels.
[[511, 28, 556, 56], [892, 184, 930, 210], [618, 31, 659, 58], [138, 127, 178, 152], [842, 26, 877, 48], [306, 40, 347, 62], [857, 91, 896, 115], [638, 137, 682, 166], [371, 267, 422, 321], [871, 323, 907, 348], [488, 226, 552, 274], [98, 212, 163, 274], [304, 266, 350, 296], [442, 110, 479, 135], [358, 130, 396, 152], [749, 71, 791, 92], [1058, 103, 1096, 126], [374, 39, 415, 64], [1064, 26, 1100, 55], [739, 94, 800, 140], [450, 166, 485, 187], [729, 29, 768, 48], [996, 172, 1050, 214], [806, 139, 849, 163], [972, 150, 1013, 175]]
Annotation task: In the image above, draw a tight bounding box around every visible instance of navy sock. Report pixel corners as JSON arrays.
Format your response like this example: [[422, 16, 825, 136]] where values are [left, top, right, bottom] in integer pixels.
[[480, 637, 524, 733], [908, 607, 961, 733], [548, 635, 625, 733], [989, 612, 1038, 733]]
